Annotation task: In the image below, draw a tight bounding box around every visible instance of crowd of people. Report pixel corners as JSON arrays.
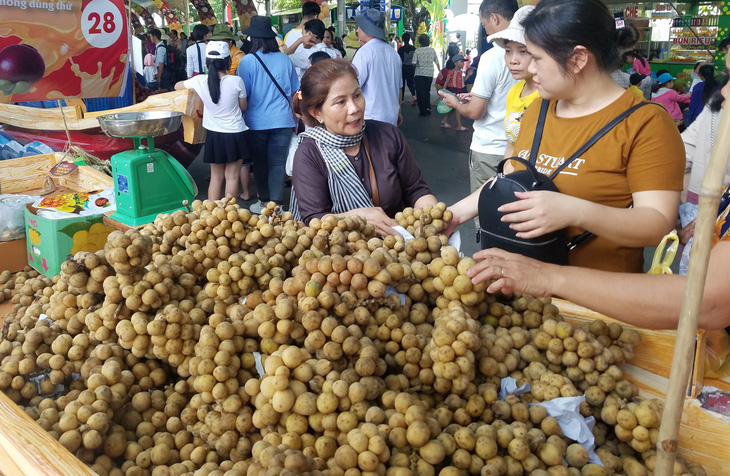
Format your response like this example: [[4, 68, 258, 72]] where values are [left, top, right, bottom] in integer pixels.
[[145, 0, 730, 331]]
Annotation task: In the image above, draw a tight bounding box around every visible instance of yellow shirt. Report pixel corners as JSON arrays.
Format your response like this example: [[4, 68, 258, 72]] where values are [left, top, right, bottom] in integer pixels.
[[627, 85, 645, 100], [228, 45, 245, 76], [504, 81, 541, 144]]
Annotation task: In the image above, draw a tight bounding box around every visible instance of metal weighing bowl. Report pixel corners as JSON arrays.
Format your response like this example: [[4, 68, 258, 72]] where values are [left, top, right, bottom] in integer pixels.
[[97, 111, 183, 138]]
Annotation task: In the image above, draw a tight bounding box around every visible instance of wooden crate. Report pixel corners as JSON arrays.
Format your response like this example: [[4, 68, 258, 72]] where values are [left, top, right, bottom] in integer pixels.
[[555, 299, 730, 475], [0, 152, 113, 195]]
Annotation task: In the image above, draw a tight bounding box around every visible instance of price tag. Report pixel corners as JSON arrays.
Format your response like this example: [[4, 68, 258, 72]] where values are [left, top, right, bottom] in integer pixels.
[[81, 0, 123, 49]]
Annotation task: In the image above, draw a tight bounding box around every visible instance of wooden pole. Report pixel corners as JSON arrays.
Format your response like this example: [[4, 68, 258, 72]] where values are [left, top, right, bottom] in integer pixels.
[[655, 106, 730, 473]]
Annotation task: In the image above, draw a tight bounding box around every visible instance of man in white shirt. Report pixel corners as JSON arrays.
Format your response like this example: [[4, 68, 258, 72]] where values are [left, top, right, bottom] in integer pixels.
[[439, 0, 518, 194], [352, 8, 403, 126], [284, 2, 322, 78], [286, 19, 338, 79]]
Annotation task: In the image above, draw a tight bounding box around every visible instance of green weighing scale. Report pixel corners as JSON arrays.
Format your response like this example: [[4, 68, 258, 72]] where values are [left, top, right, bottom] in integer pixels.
[[97, 111, 198, 226]]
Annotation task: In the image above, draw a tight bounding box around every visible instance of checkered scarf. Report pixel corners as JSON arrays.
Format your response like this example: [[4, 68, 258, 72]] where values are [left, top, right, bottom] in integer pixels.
[[290, 124, 373, 221]]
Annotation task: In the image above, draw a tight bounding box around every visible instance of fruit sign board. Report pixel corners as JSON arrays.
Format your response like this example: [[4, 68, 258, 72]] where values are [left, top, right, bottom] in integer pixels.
[[0, 0, 129, 103]]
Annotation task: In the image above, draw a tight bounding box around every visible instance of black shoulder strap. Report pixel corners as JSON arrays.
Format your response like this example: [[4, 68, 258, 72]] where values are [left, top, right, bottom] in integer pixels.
[[196, 42, 203, 74], [528, 100, 550, 165], [549, 101, 660, 179], [252, 52, 290, 104]]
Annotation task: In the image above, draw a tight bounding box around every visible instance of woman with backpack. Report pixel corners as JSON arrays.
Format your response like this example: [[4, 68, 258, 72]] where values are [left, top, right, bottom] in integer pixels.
[[175, 41, 250, 201], [236, 16, 299, 214], [447, 0, 685, 273]]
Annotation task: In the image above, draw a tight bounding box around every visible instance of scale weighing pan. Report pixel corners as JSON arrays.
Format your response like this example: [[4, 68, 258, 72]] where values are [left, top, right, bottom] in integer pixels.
[[96, 111, 197, 227], [98, 111, 183, 139]]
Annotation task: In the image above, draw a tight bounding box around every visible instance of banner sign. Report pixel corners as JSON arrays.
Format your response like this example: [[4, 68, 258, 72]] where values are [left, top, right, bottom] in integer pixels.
[[0, 0, 129, 103]]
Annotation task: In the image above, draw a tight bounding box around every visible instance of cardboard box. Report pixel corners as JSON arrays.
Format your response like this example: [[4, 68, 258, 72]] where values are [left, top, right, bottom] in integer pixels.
[[0, 152, 114, 277], [25, 206, 113, 278], [0, 238, 28, 273]]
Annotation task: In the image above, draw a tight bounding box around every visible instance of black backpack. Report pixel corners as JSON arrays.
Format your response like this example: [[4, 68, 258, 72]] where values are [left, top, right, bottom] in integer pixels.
[[477, 99, 659, 265], [157, 41, 186, 83]]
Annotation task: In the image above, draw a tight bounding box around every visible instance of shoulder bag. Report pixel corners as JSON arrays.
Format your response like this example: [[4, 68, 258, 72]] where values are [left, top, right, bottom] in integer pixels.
[[477, 99, 660, 264]]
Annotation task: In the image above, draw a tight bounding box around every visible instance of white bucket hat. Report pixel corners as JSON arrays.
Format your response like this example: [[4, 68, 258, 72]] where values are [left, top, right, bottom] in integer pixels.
[[487, 5, 534, 47], [206, 40, 231, 59]]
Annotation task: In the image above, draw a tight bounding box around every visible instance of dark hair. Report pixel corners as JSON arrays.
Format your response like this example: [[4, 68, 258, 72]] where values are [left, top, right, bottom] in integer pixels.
[[389, 33, 395, 39], [309, 51, 331, 65], [656, 69, 669, 78], [206, 57, 232, 104], [479, 0, 518, 20], [250, 37, 281, 54], [402, 32, 411, 44], [302, 1, 321, 19], [180, 32, 187, 39], [241, 39, 252, 54], [523, 0, 640, 74], [699, 64, 719, 106], [293, 59, 358, 127], [149, 28, 162, 40], [622, 49, 647, 68], [708, 74, 728, 112], [466, 48, 471, 55], [192, 24, 210, 42], [304, 19, 326, 40], [170, 30, 178, 38], [629, 73, 645, 86], [418, 33, 429, 47], [719, 37, 730, 51]]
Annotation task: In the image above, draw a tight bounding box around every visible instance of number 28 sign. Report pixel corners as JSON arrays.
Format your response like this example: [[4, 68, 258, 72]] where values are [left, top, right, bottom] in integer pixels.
[[0, 0, 128, 102], [82, 0, 124, 48]]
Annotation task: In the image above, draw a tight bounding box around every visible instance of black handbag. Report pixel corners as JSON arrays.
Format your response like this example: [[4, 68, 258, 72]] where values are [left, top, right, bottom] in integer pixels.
[[477, 99, 658, 264]]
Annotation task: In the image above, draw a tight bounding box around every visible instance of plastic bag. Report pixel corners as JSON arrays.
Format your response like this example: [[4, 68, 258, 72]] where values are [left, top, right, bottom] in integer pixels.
[[285, 132, 299, 177], [647, 230, 679, 275], [0, 194, 35, 241], [436, 99, 453, 114]]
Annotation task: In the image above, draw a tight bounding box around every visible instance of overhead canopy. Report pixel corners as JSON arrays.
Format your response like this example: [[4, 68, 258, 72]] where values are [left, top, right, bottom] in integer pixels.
[[273, 2, 337, 16]]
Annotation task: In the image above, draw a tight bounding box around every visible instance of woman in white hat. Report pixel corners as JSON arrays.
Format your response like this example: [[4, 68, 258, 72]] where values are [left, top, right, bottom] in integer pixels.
[[176, 41, 250, 201], [487, 5, 540, 158]]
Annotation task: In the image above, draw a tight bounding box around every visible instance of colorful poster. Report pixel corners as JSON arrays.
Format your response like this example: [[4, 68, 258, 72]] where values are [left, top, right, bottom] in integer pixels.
[[191, 0, 217, 26], [0, 0, 129, 102], [149, 0, 182, 32]]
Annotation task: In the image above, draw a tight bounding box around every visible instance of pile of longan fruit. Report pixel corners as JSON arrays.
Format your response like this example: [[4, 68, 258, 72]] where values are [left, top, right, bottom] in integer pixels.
[[0, 198, 710, 476]]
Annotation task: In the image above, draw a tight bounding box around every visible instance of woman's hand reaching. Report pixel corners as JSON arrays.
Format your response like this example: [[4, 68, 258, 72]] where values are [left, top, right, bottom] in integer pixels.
[[499, 191, 585, 239], [467, 248, 560, 297], [350, 207, 399, 237]]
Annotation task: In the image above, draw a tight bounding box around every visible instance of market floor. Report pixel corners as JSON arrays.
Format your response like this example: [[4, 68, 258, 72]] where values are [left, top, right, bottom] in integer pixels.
[[186, 89, 668, 270]]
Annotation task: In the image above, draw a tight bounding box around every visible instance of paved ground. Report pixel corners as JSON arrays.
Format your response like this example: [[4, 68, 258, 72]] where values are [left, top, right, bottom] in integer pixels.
[[187, 89, 667, 270]]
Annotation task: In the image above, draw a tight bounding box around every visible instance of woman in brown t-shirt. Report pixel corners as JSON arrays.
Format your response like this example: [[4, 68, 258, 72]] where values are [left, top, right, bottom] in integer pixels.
[[290, 59, 437, 236], [449, 0, 685, 273]]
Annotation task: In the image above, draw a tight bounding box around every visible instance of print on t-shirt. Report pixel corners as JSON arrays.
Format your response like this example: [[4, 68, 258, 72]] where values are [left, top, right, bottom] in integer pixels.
[[516, 149, 586, 177]]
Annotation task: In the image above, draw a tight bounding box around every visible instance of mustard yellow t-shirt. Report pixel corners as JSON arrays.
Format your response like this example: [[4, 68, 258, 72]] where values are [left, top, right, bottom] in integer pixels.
[[504, 81, 541, 144], [511, 91, 685, 273], [627, 85, 645, 101]]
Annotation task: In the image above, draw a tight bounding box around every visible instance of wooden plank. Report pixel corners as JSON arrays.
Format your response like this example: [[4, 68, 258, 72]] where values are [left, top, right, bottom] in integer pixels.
[[0, 392, 94, 476], [0, 90, 204, 144], [0, 153, 112, 195], [0, 153, 58, 194]]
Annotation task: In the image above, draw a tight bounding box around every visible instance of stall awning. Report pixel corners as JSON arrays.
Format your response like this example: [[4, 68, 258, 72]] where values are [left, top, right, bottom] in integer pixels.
[[273, 2, 337, 16]]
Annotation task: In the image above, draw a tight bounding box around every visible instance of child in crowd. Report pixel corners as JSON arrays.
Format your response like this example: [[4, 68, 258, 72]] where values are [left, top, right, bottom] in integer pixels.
[[652, 72, 691, 123], [628, 73, 646, 100], [143, 53, 158, 89], [440, 54, 468, 131], [486, 5, 540, 157], [175, 41, 251, 201]]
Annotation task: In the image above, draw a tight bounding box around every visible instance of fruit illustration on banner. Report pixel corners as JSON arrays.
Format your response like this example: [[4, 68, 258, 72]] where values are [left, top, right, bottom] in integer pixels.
[[149, 0, 182, 31], [0, 44, 46, 96], [0, 0, 129, 102], [231, 0, 257, 33], [191, 0, 218, 25], [130, 1, 156, 29]]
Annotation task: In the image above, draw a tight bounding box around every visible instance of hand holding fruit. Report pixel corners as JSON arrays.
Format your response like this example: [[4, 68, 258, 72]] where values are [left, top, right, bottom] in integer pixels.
[[467, 247, 560, 296]]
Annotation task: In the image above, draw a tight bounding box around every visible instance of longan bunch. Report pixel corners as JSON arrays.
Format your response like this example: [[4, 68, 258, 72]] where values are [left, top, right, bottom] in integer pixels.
[[238, 297, 304, 355], [248, 440, 322, 476], [104, 229, 153, 275], [394, 202, 452, 236], [187, 319, 246, 405], [307, 215, 376, 256], [425, 301, 481, 395], [600, 397, 662, 455], [0, 269, 15, 303], [329, 423, 391, 474], [146, 302, 204, 374], [477, 324, 530, 380]]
